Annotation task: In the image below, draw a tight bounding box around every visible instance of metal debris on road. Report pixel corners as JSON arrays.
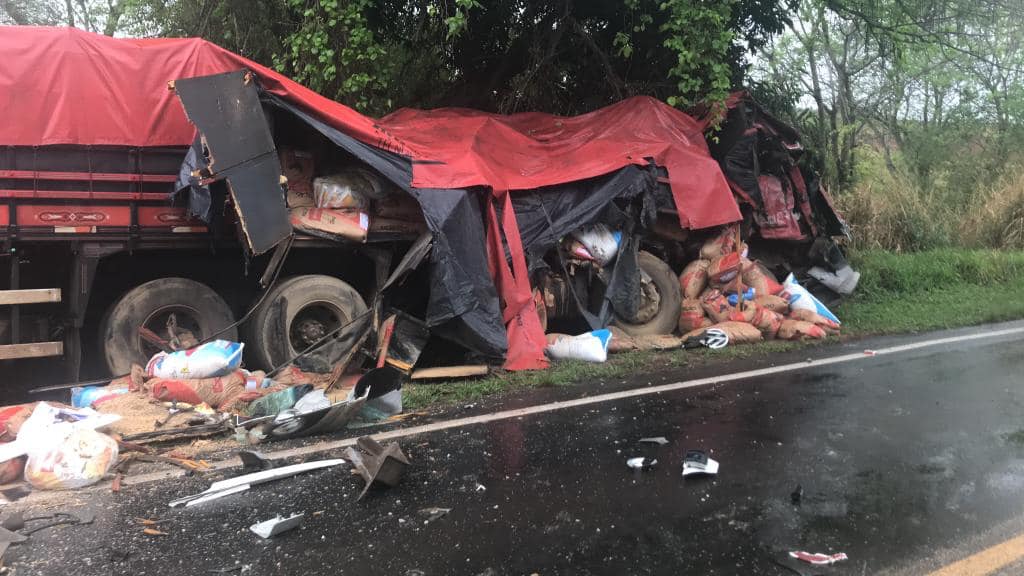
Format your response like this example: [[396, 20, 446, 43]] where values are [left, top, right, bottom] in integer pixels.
[[346, 436, 410, 500], [250, 513, 304, 538], [682, 450, 719, 477], [639, 437, 669, 445], [419, 507, 451, 522], [788, 551, 848, 565], [626, 457, 657, 469], [169, 458, 346, 507]]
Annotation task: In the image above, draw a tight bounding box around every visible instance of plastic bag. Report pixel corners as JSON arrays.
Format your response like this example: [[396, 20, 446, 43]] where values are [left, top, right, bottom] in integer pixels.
[[24, 428, 118, 490], [782, 274, 841, 324], [678, 259, 710, 299], [146, 340, 244, 379], [570, 224, 621, 266], [545, 329, 612, 363], [71, 386, 128, 408], [313, 172, 379, 209]]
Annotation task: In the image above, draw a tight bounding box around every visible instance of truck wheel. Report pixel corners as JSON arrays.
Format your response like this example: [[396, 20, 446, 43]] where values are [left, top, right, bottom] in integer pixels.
[[244, 275, 367, 370], [101, 278, 237, 375], [612, 251, 682, 336]]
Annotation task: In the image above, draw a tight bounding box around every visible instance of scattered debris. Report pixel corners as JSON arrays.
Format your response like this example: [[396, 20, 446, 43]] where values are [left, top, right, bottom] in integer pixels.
[[864, 349, 877, 356], [788, 551, 848, 565], [682, 450, 719, 477], [681, 327, 729, 350], [238, 450, 276, 472], [627, 457, 657, 470], [790, 484, 803, 504], [250, 513, 304, 538], [419, 507, 451, 522], [639, 437, 669, 446], [143, 528, 168, 536], [169, 458, 346, 507], [346, 436, 410, 500]]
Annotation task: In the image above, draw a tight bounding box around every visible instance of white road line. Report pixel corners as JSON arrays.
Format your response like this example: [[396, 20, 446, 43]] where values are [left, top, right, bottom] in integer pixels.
[[115, 324, 1024, 488]]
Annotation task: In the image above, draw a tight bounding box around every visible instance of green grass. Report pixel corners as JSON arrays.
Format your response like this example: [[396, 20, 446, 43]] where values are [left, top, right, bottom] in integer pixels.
[[404, 249, 1024, 412], [839, 249, 1024, 335]]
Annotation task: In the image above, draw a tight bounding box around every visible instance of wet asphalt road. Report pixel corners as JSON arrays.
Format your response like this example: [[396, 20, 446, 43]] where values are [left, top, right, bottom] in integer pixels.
[[7, 323, 1024, 576]]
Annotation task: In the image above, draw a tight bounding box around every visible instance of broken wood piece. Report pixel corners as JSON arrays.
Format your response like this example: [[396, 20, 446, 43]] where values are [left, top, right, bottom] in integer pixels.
[[410, 365, 489, 380]]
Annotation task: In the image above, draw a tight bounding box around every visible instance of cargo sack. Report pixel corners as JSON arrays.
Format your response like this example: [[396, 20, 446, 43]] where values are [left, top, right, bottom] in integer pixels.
[[788, 309, 841, 334], [683, 321, 762, 344], [700, 289, 733, 324], [545, 329, 612, 362], [570, 224, 621, 266], [754, 294, 790, 315], [707, 252, 744, 286], [700, 225, 738, 260], [279, 148, 315, 208], [149, 370, 248, 410], [742, 260, 784, 296], [608, 327, 638, 353], [632, 335, 683, 350], [727, 300, 757, 324], [679, 259, 710, 299], [751, 305, 784, 338], [777, 319, 827, 341], [146, 340, 244, 379], [290, 207, 370, 242], [678, 299, 711, 333]]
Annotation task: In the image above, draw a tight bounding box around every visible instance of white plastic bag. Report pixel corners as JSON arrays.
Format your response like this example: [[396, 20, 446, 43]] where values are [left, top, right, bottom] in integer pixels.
[[0, 402, 120, 465], [545, 329, 613, 363], [24, 428, 119, 490], [146, 340, 244, 379], [570, 224, 622, 266], [782, 274, 841, 324], [313, 171, 380, 209]]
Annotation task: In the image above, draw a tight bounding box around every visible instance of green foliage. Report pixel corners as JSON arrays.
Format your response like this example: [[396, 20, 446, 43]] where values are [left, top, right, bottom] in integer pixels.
[[659, 0, 735, 108]]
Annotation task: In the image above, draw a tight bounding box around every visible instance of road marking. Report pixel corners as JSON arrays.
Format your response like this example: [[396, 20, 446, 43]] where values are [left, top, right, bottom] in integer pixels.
[[928, 533, 1024, 576], [117, 324, 1024, 487]]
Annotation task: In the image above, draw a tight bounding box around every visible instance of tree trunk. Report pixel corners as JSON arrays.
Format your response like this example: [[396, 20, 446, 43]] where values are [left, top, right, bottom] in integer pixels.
[[64, 0, 74, 27]]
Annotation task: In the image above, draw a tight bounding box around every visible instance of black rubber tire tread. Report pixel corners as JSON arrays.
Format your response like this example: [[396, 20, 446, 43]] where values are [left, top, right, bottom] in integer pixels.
[[101, 278, 237, 375], [612, 251, 682, 337], [243, 274, 367, 370]]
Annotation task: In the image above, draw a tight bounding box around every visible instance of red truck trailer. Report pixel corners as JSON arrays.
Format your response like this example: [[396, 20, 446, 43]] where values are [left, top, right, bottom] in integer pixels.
[[0, 27, 851, 395]]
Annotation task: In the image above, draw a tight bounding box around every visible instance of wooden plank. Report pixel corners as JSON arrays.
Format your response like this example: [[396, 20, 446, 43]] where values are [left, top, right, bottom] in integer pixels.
[[411, 365, 489, 380], [0, 289, 61, 306], [0, 341, 63, 360]]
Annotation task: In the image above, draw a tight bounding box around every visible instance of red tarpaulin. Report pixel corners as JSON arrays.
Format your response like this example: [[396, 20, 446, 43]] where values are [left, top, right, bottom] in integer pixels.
[[1, 26, 740, 370]]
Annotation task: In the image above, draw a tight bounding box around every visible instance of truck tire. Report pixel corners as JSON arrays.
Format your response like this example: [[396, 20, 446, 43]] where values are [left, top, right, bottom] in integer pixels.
[[244, 275, 367, 370], [101, 278, 237, 375], [612, 251, 682, 337]]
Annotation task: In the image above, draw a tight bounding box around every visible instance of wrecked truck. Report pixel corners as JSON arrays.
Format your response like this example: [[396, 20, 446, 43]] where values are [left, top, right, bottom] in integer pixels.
[[0, 27, 850, 389]]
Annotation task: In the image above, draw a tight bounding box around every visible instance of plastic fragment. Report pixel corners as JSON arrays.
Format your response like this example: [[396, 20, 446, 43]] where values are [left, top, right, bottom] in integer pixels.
[[788, 551, 848, 565]]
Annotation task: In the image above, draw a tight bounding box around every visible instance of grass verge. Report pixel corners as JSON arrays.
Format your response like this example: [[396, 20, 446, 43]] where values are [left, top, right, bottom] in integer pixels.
[[405, 249, 1024, 411]]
